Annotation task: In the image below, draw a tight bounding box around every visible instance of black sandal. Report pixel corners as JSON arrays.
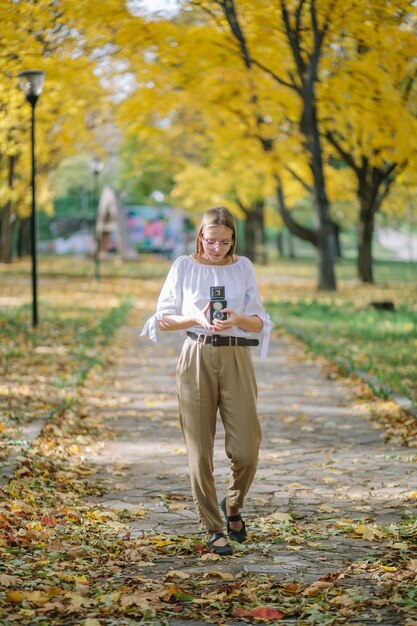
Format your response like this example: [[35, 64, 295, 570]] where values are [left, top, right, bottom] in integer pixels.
[[220, 497, 247, 543], [207, 532, 233, 556]]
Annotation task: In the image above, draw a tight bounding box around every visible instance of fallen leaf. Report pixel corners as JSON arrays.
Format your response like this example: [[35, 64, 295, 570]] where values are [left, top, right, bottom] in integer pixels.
[[6, 590, 25, 603], [407, 559, 417, 572], [165, 570, 191, 579], [355, 523, 373, 539], [270, 512, 292, 522], [319, 503, 338, 513], [302, 581, 333, 597], [203, 571, 234, 580], [252, 607, 285, 620], [0, 574, 22, 586]]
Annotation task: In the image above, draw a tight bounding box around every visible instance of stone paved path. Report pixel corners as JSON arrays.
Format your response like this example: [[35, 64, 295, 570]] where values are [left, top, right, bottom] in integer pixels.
[[88, 320, 417, 625]]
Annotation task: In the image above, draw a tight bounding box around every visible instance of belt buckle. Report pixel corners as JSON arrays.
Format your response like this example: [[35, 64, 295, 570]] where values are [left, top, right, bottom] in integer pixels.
[[211, 335, 220, 346]]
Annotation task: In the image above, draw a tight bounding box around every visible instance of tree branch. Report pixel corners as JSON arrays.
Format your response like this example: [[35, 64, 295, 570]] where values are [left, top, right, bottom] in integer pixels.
[[280, 0, 306, 84], [276, 176, 319, 246], [326, 130, 359, 174], [250, 57, 300, 92], [285, 165, 313, 193], [221, 0, 252, 69]]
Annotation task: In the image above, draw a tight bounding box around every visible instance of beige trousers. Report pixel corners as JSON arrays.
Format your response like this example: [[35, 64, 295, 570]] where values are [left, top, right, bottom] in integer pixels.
[[176, 337, 262, 533]]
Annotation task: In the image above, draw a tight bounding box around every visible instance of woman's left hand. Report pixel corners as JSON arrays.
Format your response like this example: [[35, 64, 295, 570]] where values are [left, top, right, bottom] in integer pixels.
[[212, 308, 241, 332]]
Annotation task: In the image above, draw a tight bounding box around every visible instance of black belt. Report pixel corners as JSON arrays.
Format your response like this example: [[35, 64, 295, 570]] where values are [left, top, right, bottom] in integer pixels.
[[186, 331, 259, 347]]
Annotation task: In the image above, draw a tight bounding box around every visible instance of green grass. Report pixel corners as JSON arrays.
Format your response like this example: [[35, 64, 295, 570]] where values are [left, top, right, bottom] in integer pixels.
[[0, 293, 133, 426], [0, 254, 171, 280], [1, 254, 416, 408], [267, 297, 417, 405]]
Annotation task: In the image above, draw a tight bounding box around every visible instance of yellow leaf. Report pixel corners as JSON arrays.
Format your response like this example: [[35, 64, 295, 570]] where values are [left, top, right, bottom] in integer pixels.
[[68, 594, 95, 608], [335, 518, 354, 527], [74, 575, 88, 583], [96, 592, 121, 605], [24, 591, 49, 605], [150, 539, 176, 547], [270, 512, 292, 522], [330, 594, 356, 607], [6, 590, 25, 603], [355, 524, 375, 541], [168, 502, 187, 511], [381, 565, 397, 572], [166, 570, 191, 579], [84, 620, 102, 626], [203, 571, 234, 580], [26, 521, 43, 532], [88, 510, 118, 521], [106, 520, 129, 530]]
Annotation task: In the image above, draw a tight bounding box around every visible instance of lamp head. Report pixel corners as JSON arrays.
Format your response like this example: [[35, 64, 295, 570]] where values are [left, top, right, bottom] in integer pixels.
[[18, 70, 45, 105]]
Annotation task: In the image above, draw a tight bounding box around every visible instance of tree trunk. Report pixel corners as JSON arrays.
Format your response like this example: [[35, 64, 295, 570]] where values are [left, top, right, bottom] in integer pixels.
[[357, 211, 374, 283], [326, 136, 399, 284], [334, 223, 342, 259], [244, 200, 266, 264], [219, 0, 337, 289], [277, 230, 284, 257], [17, 218, 31, 257], [288, 231, 295, 258], [237, 198, 266, 264], [356, 164, 390, 283], [301, 93, 337, 290], [357, 179, 380, 283], [0, 155, 17, 263], [0, 204, 14, 262]]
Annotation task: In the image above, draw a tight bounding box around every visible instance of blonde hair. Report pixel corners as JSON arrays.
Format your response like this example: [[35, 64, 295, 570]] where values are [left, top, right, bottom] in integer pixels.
[[194, 206, 237, 259]]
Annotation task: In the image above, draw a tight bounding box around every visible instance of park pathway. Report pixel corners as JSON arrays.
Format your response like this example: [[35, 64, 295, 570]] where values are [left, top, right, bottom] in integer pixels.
[[88, 318, 416, 625]]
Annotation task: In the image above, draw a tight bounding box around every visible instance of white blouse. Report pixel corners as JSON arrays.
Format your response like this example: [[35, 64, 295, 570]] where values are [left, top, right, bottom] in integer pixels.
[[140, 255, 272, 361]]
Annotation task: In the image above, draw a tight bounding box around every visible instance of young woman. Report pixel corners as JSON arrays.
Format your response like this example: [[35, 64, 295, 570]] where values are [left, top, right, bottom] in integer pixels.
[[141, 206, 271, 555]]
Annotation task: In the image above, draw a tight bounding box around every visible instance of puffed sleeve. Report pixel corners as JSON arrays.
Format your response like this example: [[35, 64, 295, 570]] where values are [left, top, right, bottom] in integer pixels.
[[140, 256, 185, 342], [242, 258, 273, 362]]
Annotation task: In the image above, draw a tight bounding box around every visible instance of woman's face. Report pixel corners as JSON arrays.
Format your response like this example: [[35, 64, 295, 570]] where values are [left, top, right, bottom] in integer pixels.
[[200, 224, 234, 264]]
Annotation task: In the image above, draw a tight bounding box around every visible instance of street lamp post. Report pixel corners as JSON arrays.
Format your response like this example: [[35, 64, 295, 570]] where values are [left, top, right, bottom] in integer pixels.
[[91, 156, 103, 280], [18, 70, 45, 327]]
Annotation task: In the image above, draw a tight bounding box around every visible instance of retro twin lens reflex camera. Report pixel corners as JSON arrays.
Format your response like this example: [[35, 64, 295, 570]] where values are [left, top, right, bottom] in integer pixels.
[[209, 286, 227, 323]]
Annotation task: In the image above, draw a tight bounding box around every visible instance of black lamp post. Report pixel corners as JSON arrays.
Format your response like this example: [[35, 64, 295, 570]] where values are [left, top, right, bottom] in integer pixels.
[[18, 70, 45, 327], [91, 156, 103, 280]]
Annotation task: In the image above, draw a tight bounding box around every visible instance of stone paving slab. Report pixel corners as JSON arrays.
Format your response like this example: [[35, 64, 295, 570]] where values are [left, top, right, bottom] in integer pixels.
[[87, 321, 417, 625]]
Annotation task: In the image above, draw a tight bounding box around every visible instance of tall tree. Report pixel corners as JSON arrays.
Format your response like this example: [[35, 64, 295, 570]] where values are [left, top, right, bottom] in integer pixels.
[[321, 0, 417, 281], [112, 9, 275, 262], [0, 0, 130, 261], [189, 0, 417, 283], [191, 0, 338, 289]]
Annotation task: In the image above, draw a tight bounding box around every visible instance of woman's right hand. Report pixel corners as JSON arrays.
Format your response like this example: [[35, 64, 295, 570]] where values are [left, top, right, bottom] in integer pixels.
[[195, 303, 214, 331]]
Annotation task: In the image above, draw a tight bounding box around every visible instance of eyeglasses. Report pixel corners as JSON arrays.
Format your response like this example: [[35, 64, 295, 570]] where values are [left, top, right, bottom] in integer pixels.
[[201, 235, 233, 248]]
